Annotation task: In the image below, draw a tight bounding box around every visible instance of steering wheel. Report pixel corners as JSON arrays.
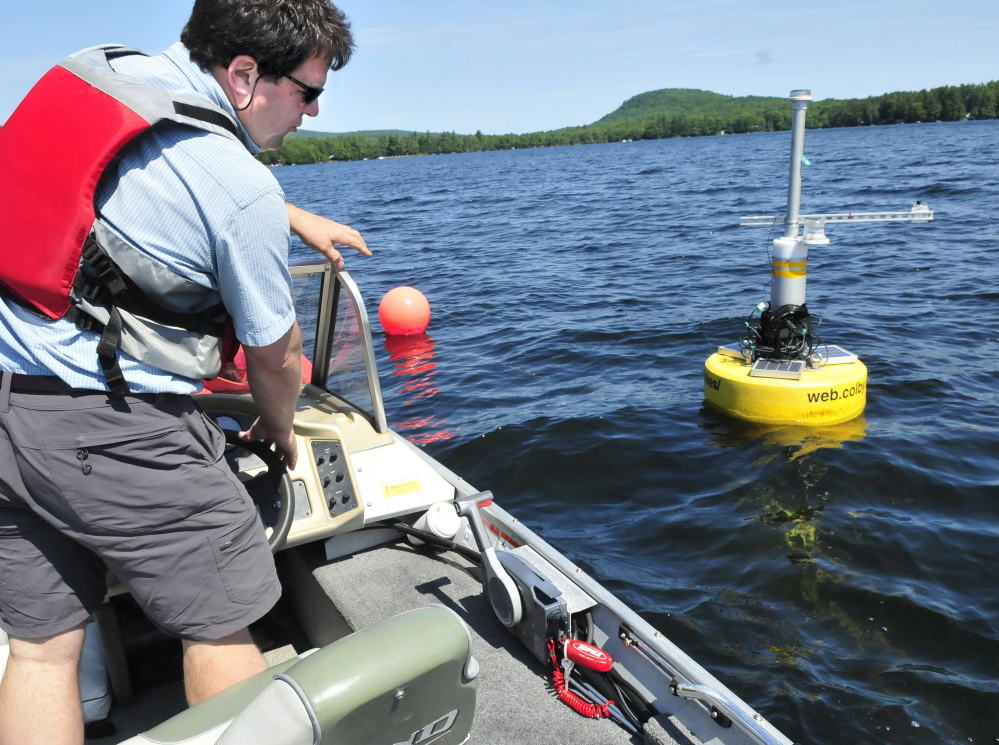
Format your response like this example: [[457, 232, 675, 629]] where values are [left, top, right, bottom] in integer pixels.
[[197, 395, 295, 553]]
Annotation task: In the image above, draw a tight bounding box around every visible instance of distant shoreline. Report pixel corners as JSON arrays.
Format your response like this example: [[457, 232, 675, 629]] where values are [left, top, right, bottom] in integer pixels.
[[258, 81, 999, 166], [266, 119, 992, 169], [255, 100, 997, 166]]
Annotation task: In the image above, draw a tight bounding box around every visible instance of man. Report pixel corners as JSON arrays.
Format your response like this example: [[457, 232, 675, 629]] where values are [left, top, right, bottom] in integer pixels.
[[0, 2, 362, 743]]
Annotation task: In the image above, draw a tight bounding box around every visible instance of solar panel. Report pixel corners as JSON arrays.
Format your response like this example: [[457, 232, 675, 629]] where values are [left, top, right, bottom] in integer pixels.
[[814, 345, 858, 365], [717, 344, 751, 361], [750, 359, 805, 380]]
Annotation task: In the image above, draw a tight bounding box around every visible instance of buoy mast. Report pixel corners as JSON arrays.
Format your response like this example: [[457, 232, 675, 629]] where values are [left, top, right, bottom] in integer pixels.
[[783, 90, 811, 242]]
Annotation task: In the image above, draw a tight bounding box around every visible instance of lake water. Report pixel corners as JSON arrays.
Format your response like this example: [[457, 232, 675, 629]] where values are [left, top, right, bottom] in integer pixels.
[[276, 119, 999, 745]]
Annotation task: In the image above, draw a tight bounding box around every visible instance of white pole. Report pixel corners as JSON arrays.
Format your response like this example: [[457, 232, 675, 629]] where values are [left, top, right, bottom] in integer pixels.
[[784, 90, 812, 239], [771, 90, 812, 309]]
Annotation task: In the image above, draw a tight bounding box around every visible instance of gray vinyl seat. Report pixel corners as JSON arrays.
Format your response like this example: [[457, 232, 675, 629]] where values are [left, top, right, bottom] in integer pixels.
[[120, 605, 479, 745]]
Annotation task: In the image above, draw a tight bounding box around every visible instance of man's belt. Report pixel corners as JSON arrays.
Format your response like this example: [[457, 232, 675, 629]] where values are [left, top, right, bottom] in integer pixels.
[[8, 374, 100, 394]]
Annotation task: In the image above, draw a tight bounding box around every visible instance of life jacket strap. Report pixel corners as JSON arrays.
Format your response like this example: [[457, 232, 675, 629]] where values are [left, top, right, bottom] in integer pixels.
[[96, 305, 131, 398], [64, 305, 130, 398], [80, 239, 127, 298], [76, 240, 129, 395], [173, 102, 240, 138], [78, 237, 228, 336], [71, 239, 135, 397], [65, 306, 101, 334]]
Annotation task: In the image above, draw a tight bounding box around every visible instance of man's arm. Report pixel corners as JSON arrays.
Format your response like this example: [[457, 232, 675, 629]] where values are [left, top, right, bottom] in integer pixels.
[[239, 322, 303, 469], [286, 203, 370, 269]]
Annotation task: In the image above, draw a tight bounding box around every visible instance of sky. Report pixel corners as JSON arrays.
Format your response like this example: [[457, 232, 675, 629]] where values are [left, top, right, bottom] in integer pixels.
[[2, 0, 997, 135]]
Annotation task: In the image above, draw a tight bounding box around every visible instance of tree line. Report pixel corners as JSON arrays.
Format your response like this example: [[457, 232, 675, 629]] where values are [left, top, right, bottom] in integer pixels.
[[256, 80, 999, 166]]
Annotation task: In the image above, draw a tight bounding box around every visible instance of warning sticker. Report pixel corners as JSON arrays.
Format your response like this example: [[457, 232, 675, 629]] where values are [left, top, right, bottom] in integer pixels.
[[382, 479, 421, 498]]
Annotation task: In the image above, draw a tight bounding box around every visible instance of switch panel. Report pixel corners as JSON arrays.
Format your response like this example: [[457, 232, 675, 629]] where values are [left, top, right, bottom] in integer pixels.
[[310, 440, 356, 518]]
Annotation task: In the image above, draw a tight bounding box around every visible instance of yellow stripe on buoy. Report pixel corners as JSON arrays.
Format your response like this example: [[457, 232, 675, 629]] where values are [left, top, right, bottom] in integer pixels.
[[704, 353, 866, 425], [772, 269, 807, 278], [772, 260, 807, 278]]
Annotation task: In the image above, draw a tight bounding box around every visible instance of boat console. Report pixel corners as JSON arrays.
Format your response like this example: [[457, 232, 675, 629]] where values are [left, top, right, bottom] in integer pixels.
[[199, 261, 460, 553]]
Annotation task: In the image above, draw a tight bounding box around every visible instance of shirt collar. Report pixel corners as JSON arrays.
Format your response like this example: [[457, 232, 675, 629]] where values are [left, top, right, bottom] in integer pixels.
[[161, 42, 261, 155]]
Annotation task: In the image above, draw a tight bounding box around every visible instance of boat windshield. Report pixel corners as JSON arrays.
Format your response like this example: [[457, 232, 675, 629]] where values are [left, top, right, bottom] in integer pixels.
[[205, 260, 387, 433], [291, 261, 387, 432]]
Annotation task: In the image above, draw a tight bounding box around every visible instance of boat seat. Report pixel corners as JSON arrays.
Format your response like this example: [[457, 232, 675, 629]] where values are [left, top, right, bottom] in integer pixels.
[[120, 605, 479, 745]]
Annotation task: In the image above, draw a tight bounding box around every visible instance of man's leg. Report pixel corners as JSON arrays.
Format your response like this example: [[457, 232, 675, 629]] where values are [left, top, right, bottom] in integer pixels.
[[0, 623, 87, 745], [182, 627, 268, 706]]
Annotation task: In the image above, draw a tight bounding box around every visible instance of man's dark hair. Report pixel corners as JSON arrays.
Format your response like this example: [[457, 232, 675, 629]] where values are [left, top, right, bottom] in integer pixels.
[[182, 0, 354, 77]]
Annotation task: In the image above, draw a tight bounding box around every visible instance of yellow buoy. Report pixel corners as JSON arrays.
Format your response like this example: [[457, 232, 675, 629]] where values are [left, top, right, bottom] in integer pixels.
[[706, 90, 930, 428], [704, 353, 867, 426]]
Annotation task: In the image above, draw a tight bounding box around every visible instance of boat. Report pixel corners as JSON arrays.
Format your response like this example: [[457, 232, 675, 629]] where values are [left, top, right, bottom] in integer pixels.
[[1, 260, 796, 745]]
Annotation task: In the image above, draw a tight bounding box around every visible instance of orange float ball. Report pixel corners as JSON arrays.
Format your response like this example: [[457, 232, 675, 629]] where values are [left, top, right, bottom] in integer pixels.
[[379, 286, 431, 336]]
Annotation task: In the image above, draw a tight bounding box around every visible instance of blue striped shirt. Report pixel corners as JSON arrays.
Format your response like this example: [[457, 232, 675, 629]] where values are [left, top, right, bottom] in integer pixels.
[[0, 42, 294, 394]]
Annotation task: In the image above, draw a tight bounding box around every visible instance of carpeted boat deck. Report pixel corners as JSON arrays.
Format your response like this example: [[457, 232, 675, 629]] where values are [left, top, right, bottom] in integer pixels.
[[306, 538, 642, 745]]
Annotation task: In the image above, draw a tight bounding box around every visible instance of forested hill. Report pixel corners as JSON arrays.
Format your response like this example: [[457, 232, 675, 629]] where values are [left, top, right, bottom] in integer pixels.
[[595, 89, 789, 125], [258, 81, 999, 165], [596, 84, 999, 130]]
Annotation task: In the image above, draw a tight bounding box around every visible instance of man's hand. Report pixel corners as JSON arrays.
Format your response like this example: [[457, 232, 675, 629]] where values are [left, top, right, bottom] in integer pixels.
[[238, 417, 299, 471], [286, 203, 370, 270]]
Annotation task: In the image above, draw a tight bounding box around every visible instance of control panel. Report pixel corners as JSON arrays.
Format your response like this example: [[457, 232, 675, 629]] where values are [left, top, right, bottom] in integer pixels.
[[310, 440, 357, 518]]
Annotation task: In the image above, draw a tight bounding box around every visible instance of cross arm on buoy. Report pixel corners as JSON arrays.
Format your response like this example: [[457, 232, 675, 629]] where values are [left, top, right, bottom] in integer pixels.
[[741, 209, 934, 228], [741, 87, 933, 248], [742, 206, 934, 247]]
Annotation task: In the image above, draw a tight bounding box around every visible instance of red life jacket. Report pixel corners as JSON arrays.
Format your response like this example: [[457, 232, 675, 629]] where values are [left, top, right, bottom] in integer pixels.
[[0, 45, 244, 396]]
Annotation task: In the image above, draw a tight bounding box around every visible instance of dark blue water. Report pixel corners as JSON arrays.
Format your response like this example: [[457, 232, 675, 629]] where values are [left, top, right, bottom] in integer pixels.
[[277, 120, 999, 745]]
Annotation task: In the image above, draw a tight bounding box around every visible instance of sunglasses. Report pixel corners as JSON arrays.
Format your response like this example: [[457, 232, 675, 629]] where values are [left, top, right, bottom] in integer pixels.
[[284, 74, 324, 105]]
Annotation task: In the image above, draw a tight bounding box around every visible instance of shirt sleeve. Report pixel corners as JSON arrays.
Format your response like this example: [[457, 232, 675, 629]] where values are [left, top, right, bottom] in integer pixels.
[[214, 190, 296, 347]]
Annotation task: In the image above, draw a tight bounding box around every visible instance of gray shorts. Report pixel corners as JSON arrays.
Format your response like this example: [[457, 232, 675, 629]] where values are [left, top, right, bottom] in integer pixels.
[[0, 382, 280, 641]]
